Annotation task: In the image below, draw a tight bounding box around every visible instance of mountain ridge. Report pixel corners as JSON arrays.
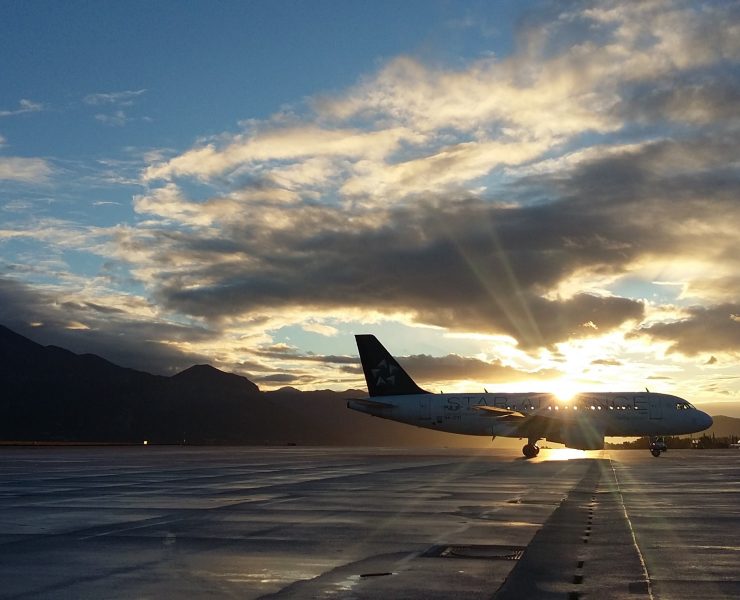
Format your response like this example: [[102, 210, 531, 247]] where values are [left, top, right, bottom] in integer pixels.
[[0, 324, 495, 447]]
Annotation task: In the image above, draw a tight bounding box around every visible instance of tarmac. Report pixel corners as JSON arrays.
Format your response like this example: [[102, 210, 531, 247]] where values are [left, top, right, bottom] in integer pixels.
[[0, 446, 737, 599]]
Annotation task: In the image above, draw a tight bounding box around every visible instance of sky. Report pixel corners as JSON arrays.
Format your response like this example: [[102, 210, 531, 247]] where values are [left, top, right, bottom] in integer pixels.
[[1, 0, 740, 417]]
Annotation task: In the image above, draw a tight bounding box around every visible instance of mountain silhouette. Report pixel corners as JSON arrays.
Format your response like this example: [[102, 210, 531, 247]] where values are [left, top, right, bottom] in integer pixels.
[[0, 324, 493, 446]]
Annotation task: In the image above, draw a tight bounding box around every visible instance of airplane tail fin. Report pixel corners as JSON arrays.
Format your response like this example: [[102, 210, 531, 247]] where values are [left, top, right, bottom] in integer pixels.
[[355, 334, 429, 397]]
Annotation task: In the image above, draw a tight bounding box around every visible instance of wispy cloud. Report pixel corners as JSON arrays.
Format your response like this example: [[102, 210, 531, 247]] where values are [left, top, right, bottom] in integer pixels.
[[83, 89, 147, 106], [94, 110, 129, 127], [0, 99, 44, 118], [84, 89, 147, 126]]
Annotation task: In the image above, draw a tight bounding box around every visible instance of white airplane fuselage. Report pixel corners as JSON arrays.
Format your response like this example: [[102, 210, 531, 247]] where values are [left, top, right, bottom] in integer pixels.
[[349, 334, 713, 455], [348, 391, 712, 441]]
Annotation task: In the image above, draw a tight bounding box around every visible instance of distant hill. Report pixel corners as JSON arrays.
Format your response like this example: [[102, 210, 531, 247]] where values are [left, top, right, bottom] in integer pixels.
[[0, 324, 491, 447], [702, 415, 740, 438]]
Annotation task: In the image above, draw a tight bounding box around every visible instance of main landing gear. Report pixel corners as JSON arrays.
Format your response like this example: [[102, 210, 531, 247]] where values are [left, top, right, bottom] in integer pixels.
[[649, 436, 667, 457], [522, 439, 540, 459]]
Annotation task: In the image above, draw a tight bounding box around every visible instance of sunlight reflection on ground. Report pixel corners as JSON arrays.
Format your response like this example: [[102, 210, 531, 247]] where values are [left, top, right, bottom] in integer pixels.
[[538, 448, 589, 461]]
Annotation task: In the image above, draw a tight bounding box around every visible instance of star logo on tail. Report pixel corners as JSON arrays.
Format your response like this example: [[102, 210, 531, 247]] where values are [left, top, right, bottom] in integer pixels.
[[372, 359, 399, 387]]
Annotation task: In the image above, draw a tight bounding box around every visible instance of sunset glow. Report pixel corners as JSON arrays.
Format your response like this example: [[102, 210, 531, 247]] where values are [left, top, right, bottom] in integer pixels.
[[1, 1, 739, 417]]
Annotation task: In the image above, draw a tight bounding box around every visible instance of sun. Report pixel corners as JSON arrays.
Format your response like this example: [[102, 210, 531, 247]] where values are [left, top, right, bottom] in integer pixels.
[[552, 379, 581, 402]]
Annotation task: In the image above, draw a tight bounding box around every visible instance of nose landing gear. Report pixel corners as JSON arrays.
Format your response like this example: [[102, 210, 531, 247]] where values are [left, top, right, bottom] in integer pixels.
[[649, 436, 667, 457]]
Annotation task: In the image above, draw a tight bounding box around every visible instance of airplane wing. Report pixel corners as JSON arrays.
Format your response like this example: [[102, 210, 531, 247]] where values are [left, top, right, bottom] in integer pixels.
[[472, 405, 526, 419], [472, 408, 604, 449], [505, 413, 605, 450]]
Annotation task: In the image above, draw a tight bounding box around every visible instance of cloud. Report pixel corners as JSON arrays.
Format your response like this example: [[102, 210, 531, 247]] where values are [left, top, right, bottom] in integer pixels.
[[84, 89, 147, 127], [636, 304, 740, 355], [591, 358, 622, 367], [143, 125, 423, 182], [119, 193, 649, 348], [0, 276, 212, 374], [4, 0, 740, 392], [133, 183, 230, 226], [616, 73, 740, 126], [0, 99, 43, 118], [84, 89, 147, 106], [0, 157, 52, 182], [253, 343, 561, 387], [94, 110, 129, 127], [397, 353, 561, 384], [98, 1, 735, 366], [139, 0, 740, 211], [124, 120, 740, 353]]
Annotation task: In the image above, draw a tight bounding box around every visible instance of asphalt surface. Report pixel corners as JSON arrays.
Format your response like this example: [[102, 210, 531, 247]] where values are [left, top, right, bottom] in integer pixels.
[[0, 447, 737, 599]]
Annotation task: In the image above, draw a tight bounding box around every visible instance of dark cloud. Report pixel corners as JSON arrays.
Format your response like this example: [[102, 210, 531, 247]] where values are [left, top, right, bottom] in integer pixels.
[[636, 304, 740, 355], [254, 344, 561, 384], [591, 358, 622, 367], [616, 69, 740, 126], [399, 353, 561, 384], [60, 301, 127, 315], [136, 195, 647, 349], [111, 126, 740, 357], [254, 373, 309, 385], [0, 277, 212, 374], [256, 346, 358, 365]]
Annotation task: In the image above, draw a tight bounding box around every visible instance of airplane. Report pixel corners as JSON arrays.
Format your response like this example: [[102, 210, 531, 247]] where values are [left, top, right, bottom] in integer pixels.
[[347, 334, 713, 458]]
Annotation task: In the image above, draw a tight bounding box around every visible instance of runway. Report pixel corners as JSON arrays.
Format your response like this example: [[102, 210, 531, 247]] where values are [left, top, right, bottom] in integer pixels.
[[0, 447, 737, 599]]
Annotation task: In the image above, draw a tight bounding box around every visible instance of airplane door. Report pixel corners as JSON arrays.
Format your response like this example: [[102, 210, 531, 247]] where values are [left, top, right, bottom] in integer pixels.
[[649, 396, 662, 420], [419, 397, 431, 420]]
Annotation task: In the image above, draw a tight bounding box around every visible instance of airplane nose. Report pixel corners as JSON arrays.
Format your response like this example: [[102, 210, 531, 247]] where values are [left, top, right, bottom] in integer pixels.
[[697, 411, 713, 430]]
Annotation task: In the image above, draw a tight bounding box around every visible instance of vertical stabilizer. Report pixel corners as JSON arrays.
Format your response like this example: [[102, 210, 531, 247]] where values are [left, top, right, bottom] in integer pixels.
[[355, 334, 429, 397]]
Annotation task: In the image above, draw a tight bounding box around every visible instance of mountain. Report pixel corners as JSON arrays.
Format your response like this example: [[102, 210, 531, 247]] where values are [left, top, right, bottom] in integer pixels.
[[703, 415, 740, 438], [172, 364, 259, 395], [0, 324, 491, 447]]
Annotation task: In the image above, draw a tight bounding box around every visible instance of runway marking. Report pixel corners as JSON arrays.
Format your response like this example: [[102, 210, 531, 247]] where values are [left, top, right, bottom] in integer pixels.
[[609, 458, 655, 600], [494, 459, 652, 599]]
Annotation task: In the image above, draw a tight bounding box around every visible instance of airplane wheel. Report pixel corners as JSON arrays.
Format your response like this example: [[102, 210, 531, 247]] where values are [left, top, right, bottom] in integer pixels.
[[651, 448, 661, 457], [522, 444, 538, 459]]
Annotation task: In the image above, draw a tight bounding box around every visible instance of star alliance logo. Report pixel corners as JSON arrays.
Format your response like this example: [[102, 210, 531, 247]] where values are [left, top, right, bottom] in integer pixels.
[[372, 359, 399, 387]]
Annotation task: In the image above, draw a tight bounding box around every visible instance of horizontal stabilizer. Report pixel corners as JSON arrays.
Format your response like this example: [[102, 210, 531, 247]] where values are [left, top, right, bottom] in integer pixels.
[[347, 398, 395, 409]]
